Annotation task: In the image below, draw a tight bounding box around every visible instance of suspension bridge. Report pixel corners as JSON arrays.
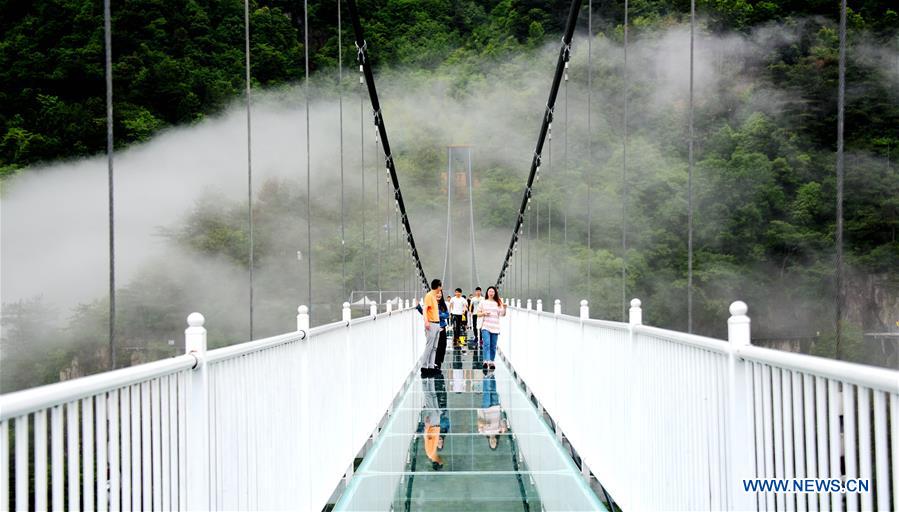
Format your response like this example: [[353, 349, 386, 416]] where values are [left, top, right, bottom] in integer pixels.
[[2, 0, 898, 511]]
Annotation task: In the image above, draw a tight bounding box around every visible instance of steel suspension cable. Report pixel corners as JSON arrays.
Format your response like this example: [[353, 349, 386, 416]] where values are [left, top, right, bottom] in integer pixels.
[[621, 0, 629, 322], [304, 0, 313, 314], [360, 85, 366, 290], [104, 0, 116, 368], [245, 0, 255, 339], [339, 0, 346, 299], [586, 0, 593, 311], [687, 0, 695, 333], [563, 71, 568, 249], [376, 133, 381, 291], [535, 201, 540, 298], [527, 207, 532, 299], [467, 147, 480, 288], [443, 148, 452, 284], [496, 0, 582, 289], [547, 122, 553, 298], [347, 0, 430, 290], [835, 0, 847, 357]]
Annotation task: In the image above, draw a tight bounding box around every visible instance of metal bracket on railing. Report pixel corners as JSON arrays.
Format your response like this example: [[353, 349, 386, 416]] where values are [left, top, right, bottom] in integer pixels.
[[188, 352, 201, 370]]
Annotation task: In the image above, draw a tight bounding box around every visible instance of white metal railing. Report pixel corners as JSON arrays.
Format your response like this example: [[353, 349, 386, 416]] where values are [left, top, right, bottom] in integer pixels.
[[1, 300, 425, 511], [500, 297, 899, 511]]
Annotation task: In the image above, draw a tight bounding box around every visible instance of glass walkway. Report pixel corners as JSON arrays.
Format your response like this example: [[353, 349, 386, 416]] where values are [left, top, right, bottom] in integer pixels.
[[336, 344, 606, 511]]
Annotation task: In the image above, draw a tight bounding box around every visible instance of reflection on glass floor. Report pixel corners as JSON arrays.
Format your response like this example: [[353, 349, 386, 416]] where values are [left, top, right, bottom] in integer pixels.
[[335, 344, 605, 511]]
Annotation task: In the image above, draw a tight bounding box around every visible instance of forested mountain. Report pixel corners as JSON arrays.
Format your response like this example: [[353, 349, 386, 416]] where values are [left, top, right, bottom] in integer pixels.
[[1, 1, 897, 392], [3, 1, 896, 171]]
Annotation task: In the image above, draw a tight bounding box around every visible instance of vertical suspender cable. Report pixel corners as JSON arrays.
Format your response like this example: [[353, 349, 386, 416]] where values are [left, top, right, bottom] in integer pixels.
[[535, 201, 540, 298], [104, 0, 116, 368], [443, 148, 452, 284], [548, 128, 552, 298], [564, 70, 569, 249], [835, 0, 847, 357], [360, 85, 366, 290], [468, 147, 479, 288], [586, 0, 593, 310], [376, 135, 381, 291], [527, 208, 532, 299], [548, 203, 551, 296], [338, 0, 346, 299], [304, 0, 313, 315], [622, 0, 629, 322], [245, 0, 254, 340], [687, 0, 695, 333]]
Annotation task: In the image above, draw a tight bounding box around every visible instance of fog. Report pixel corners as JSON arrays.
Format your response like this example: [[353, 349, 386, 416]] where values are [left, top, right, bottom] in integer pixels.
[[2, 17, 896, 379]]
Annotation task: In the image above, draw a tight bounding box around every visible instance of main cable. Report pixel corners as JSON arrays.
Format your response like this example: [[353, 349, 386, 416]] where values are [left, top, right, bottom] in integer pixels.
[[496, 0, 582, 288], [346, 0, 430, 290]]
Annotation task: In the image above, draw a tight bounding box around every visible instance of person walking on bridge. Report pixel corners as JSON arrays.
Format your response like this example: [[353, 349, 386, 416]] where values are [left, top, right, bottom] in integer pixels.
[[435, 289, 450, 369], [476, 286, 506, 370], [449, 288, 468, 349], [422, 279, 443, 376], [469, 287, 483, 345]]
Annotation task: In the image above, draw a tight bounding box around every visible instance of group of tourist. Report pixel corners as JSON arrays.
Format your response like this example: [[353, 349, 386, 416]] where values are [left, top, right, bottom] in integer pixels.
[[419, 279, 506, 375]]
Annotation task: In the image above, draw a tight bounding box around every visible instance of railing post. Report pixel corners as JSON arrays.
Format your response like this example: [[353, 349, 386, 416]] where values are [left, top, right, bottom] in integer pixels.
[[297, 305, 312, 509], [536, 299, 543, 312], [526, 299, 532, 310], [517, 299, 522, 308], [184, 313, 209, 511], [726, 301, 755, 510], [554, 299, 561, 315], [342, 302, 352, 322], [579, 300, 589, 320], [629, 298, 642, 326], [386, 300, 393, 314], [404, 299, 410, 309], [297, 305, 310, 331], [370, 301, 378, 317]]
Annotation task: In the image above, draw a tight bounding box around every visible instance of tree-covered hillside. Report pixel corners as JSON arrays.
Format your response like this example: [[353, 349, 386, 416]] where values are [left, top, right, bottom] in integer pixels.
[[3, 1, 896, 172]]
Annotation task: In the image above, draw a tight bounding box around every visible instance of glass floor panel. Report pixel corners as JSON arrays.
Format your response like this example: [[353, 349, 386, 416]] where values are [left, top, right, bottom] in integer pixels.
[[336, 347, 605, 511]]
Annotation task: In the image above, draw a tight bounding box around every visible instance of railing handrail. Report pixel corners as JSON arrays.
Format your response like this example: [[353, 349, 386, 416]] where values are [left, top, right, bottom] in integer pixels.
[[0, 354, 197, 421], [206, 330, 307, 364], [737, 343, 899, 393], [634, 324, 732, 354], [523, 301, 898, 388]]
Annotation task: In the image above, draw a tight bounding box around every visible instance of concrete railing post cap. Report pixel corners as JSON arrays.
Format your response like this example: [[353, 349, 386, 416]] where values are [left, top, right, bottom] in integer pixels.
[[580, 300, 588, 307], [342, 302, 351, 308], [630, 298, 641, 308], [729, 301, 748, 316], [187, 312, 205, 327], [298, 305, 309, 314], [554, 299, 561, 305]]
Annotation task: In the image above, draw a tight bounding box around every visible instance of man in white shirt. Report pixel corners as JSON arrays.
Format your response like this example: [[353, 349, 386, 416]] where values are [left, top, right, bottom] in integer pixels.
[[468, 287, 483, 344], [449, 288, 468, 348]]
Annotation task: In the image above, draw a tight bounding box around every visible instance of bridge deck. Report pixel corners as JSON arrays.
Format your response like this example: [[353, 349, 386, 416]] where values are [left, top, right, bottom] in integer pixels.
[[336, 344, 605, 511]]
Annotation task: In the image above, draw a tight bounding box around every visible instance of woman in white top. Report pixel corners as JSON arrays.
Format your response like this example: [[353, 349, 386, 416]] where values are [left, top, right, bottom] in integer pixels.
[[475, 286, 505, 369]]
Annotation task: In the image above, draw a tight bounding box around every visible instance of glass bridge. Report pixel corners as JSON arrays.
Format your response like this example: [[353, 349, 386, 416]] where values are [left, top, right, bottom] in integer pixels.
[[336, 346, 606, 511]]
